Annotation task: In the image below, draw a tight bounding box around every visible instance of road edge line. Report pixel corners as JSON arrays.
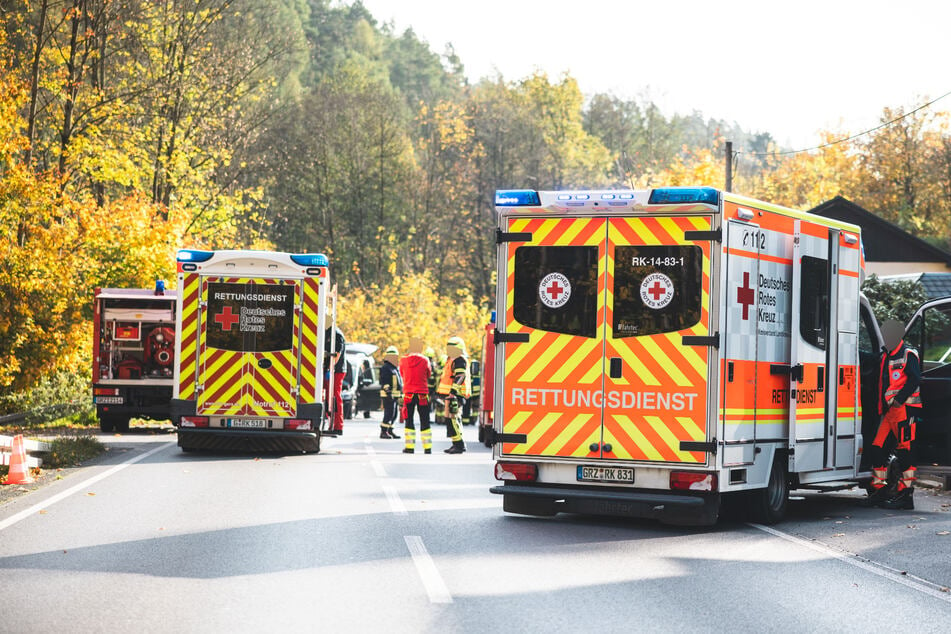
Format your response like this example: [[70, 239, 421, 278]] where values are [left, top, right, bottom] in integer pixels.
[[749, 522, 951, 602], [0, 441, 173, 532]]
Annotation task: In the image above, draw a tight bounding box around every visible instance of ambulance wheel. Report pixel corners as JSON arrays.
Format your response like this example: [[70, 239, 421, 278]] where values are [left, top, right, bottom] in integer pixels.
[[752, 455, 789, 524], [503, 494, 556, 517]]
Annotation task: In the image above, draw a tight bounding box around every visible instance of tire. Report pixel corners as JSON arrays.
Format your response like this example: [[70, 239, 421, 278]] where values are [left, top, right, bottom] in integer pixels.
[[115, 417, 131, 434], [363, 411, 371, 418], [99, 416, 115, 433], [478, 426, 485, 443], [751, 455, 789, 524], [502, 494, 557, 517]]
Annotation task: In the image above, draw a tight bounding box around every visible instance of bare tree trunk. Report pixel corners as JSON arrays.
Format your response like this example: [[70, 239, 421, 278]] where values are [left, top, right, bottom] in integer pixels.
[[25, 0, 50, 166]]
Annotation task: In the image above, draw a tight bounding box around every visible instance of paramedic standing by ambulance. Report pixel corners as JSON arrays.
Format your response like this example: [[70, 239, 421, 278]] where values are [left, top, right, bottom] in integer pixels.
[[867, 319, 922, 510], [437, 336, 471, 454]]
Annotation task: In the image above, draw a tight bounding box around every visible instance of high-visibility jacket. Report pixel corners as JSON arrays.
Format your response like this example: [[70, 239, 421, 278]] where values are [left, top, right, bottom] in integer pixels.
[[470, 361, 481, 398], [437, 355, 471, 399], [879, 342, 922, 417]]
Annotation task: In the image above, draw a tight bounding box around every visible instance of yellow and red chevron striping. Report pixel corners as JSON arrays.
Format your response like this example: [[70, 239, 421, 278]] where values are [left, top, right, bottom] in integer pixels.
[[177, 273, 201, 400], [298, 277, 321, 403]]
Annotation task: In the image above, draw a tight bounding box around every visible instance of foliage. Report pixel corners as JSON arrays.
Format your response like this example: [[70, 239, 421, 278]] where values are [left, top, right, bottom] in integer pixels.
[[861, 274, 929, 324]]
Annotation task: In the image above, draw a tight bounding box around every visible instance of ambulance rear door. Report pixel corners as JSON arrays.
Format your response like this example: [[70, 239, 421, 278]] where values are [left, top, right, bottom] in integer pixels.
[[497, 212, 713, 465], [602, 216, 712, 464], [198, 277, 301, 421]]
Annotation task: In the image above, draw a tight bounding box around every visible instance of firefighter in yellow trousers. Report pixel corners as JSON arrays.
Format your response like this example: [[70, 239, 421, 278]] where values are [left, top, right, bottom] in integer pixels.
[[437, 336, 471, 454]]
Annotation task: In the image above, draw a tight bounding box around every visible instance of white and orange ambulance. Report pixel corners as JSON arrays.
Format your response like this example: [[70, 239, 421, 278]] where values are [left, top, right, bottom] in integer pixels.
[[171, 250, 330, 453], [489, 187, 885, 525]]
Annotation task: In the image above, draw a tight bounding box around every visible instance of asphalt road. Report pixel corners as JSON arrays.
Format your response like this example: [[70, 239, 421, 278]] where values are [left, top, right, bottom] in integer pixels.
[[1, 415, 950, 632]]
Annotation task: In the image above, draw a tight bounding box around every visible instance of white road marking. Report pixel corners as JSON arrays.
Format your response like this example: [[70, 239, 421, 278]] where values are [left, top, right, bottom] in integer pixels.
[[370, 460, 387, 477], [404, 535, 453, 603], [0, 441, 173, 532], [382, 484, 407, 515], [750, 523, 951, 602]]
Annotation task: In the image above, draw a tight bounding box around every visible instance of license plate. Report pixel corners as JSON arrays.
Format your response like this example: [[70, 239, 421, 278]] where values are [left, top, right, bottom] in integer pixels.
[[227, 419, 267, 429], [577, 465, 634, 484], [95, 396, 123, 404]]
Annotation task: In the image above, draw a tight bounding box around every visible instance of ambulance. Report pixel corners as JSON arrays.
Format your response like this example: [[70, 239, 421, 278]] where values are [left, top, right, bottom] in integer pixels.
[[170, 250, 331, 453], [489, 187, 885, 525]]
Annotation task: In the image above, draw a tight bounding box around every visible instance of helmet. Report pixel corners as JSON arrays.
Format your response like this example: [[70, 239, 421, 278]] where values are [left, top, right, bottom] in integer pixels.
[[384, 345, 399, 356], [423, 347, 435, 358], [447, 336, 464, 348]]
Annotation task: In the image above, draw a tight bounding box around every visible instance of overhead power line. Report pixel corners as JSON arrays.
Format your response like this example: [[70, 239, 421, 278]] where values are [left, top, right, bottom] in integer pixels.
[[738, 89, 951, 157]]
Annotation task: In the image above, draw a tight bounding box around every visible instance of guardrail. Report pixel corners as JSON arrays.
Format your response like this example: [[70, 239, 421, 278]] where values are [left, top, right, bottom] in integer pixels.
[[0, 435, 51, 468]]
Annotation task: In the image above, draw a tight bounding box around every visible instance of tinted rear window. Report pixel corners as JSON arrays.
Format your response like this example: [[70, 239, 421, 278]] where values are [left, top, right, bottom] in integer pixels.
[[205, 281, 296, 352], [513, 245, 599, 338]]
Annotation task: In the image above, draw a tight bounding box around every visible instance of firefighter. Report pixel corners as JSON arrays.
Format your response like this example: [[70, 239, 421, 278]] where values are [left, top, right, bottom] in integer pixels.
[[866, 319, 922, 510], [379, 346, 402, 439], [437, 336, 471, 454], [400, 347, 432, 454], [323, 322, 347, 436]]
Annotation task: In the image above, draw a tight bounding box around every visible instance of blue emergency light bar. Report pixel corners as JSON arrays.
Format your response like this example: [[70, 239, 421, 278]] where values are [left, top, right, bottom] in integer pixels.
[[648, 187, 719, 205], [177, 249, 214, 263], [290, 253, 329, 267], [496, 190, 541, 207]]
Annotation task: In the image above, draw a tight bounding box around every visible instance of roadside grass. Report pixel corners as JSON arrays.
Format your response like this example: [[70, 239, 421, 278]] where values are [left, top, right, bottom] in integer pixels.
[[0, 414, 105, 483]]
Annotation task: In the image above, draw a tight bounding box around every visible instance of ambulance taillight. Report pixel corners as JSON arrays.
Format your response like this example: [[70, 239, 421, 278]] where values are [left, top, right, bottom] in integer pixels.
[[180, 416, 209, 428], [670, 472, 718, 492], [285, 419, 312, 431], [495, 462, 538, 482]]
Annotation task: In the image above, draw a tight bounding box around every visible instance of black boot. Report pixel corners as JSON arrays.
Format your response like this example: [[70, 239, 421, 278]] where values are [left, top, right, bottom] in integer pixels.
[[387, 430, 400, 439], [380, 428, 388, 439], [863, 486, 893, 507], [444, 440, 466, 454], [882, 487, 914, 510]]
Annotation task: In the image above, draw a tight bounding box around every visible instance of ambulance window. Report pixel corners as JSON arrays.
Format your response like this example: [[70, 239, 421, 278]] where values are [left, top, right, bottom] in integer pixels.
[[205, 281, 296, 352], [513, 246, 599, 338], [799, 255, 829, 349], [612, 245, 703, 337]]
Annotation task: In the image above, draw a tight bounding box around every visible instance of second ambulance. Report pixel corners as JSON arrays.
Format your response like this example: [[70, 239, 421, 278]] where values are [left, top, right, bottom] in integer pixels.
[[489, 187, 884, 525]]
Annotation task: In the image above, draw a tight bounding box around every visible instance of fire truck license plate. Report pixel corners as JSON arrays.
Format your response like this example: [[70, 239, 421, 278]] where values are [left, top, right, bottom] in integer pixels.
[[95, 396, 123, 404], [227, 419, 267, 429], [577, 465, 634, 484]]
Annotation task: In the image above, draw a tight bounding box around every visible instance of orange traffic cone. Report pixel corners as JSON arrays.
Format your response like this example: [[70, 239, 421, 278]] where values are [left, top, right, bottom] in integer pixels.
[[3, 434, 34, 485]]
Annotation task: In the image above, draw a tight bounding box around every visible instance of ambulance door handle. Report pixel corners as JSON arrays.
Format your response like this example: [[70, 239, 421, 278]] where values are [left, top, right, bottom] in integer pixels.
[[817, 366, 824, 391], [839, 368, 845, 385], [589, 443, 600, 453], [728, 361, 734, 383], [609, 358, 622, 379]]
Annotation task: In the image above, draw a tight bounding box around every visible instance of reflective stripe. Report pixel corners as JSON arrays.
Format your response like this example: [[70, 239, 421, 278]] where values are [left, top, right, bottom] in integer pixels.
[[882, 345, 922, 410]]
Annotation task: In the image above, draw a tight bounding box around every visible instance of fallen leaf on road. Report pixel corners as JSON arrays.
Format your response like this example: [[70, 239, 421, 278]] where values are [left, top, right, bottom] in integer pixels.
[[832, 533, 845, 537], [937, 531, 950, 536], [39, 510, 47, 514], [86, 492, 96, 496]]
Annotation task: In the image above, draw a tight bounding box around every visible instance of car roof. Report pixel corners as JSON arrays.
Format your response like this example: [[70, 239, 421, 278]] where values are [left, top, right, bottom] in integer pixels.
[[346, 342, 378, 356]]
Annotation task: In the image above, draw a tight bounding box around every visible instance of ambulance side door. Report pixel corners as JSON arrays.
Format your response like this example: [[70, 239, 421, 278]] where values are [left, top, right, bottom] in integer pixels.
[[833, 232, 861, 469], [789, 221, 833, 472]]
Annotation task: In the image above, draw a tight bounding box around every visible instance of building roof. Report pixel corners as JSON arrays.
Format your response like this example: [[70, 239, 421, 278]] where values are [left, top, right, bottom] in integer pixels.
[[881, 272, 951, 300], [809, 196, 951, 266]]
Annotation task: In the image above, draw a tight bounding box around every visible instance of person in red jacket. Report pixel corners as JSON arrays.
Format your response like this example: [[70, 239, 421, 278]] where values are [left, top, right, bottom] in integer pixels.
[[400, 342, 432, 454]]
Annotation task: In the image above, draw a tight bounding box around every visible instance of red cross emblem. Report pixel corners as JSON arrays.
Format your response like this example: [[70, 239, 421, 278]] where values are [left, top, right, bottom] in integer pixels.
[[546, 280, 564, 300], [737, 272, 755, 320], [648, 281, 666, 301], [214, 305, 240, 331]]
